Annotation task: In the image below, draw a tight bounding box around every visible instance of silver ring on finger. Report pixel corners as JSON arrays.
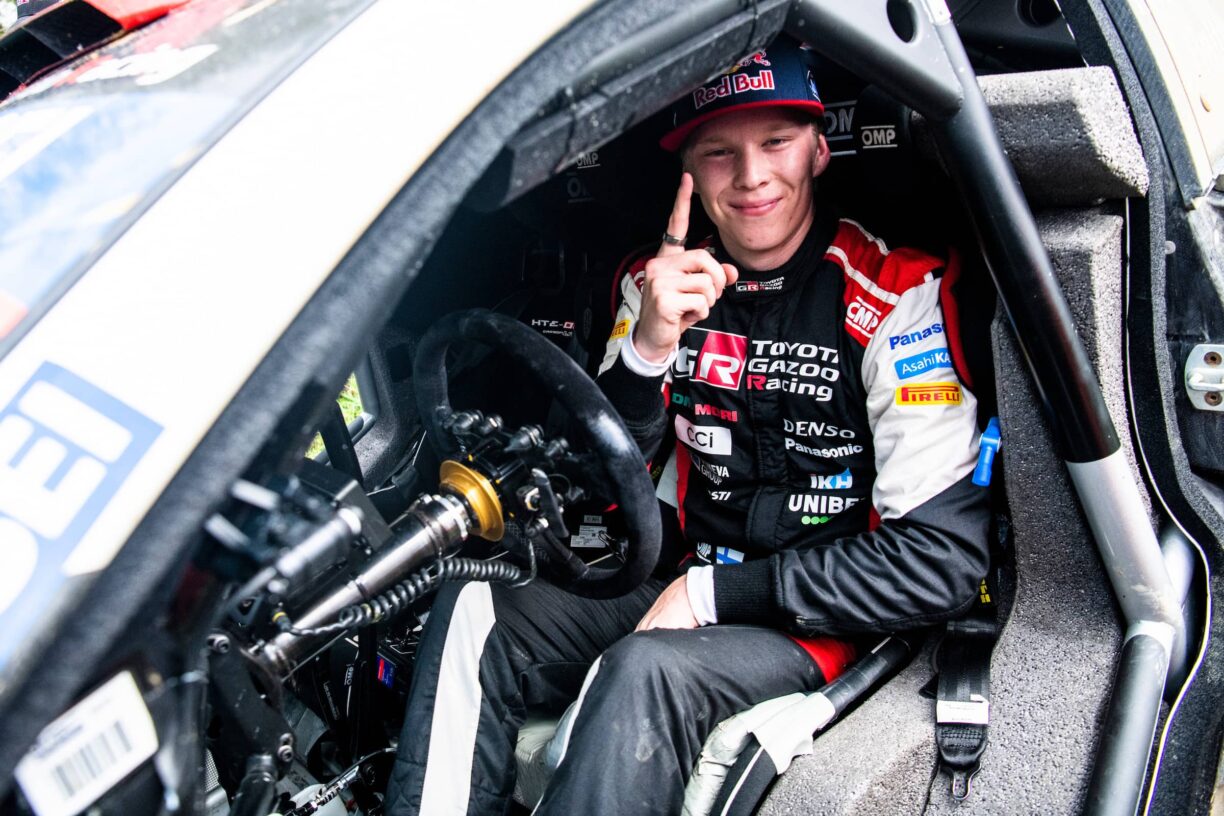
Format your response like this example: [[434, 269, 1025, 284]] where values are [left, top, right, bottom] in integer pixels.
[[661, 231, 686, 247]]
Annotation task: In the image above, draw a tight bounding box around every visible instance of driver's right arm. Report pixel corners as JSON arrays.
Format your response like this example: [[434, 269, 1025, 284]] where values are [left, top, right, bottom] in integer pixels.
[[596, 173, 737, 460]]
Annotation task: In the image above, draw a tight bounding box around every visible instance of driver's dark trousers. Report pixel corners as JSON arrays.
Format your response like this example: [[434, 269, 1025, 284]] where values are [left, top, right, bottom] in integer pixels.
[[383, 576, 829, 816]]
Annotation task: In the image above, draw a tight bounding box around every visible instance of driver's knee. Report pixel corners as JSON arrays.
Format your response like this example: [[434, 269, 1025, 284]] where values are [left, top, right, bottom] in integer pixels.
[[588, 630, 705, 715]]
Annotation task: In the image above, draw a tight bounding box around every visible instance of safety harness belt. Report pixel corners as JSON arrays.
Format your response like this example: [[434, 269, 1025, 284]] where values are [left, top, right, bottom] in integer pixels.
[[934, 504, 1003, 801], [935, 612, 998, 800]]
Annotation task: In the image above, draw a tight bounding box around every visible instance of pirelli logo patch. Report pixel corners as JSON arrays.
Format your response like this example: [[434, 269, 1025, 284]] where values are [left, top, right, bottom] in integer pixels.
[[895, 382, 962, 406], [610, 319, 631, 340]]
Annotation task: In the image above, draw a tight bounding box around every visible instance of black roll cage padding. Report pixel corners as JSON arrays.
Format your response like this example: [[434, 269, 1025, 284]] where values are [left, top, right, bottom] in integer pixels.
[[412, 309, 661, 599]]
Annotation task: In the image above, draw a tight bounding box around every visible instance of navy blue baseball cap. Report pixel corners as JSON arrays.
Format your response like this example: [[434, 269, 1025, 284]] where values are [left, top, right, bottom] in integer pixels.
[[661, 37, 825, 152]]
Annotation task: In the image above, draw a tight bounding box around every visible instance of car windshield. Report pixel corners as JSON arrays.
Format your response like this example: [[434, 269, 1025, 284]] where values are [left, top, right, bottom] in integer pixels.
[[0, 0, 370, 358]]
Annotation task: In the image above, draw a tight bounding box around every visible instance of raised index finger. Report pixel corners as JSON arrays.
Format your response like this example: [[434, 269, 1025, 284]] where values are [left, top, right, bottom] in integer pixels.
[[658, 172, 694, 257]]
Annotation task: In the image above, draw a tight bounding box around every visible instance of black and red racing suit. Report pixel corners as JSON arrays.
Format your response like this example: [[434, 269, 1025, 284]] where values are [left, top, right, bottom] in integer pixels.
[[384, 207, 990, 816], [596, 203, 990, 657]]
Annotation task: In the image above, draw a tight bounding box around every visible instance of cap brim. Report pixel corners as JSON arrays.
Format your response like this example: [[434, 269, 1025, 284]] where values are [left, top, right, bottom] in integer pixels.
[[659, 99, 826, 152]]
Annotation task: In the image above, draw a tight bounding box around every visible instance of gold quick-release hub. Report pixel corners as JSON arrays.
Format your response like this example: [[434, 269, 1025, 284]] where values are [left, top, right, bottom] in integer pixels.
[[438, 459, 505, 542]]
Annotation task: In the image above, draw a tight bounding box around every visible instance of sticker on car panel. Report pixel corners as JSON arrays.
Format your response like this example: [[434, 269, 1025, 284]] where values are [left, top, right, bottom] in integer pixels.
[[15, 671, 159, 816], [0, 362, 161, 618]]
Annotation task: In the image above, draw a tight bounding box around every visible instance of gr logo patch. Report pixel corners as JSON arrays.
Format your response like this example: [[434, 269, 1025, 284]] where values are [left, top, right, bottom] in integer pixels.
[[895, 381, 962, 406], [692, 329, 747, 390]]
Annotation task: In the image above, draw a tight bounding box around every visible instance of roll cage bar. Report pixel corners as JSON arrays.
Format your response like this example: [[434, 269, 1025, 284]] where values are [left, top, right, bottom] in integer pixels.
[[782, 2, 1182, 814]]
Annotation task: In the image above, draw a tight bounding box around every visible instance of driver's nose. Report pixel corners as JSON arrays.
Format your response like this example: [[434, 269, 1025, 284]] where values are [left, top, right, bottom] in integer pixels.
[[732, 147, 769, 190]]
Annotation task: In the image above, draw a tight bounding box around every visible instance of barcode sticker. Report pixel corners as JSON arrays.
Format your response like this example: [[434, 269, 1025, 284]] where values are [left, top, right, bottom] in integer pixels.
[[16, 672, 158, 816]]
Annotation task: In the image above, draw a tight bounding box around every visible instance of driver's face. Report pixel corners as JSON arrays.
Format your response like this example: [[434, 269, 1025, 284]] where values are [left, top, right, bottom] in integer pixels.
[[685, 108, 829, 272]]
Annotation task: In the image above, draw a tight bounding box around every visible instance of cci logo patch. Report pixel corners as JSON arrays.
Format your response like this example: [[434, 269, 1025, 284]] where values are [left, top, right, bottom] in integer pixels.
[[692, 329, 747, 391], [894, 348, 952, 379], [895, 382, 962, 406], [675, 415, 732, 456], [0, 363, 161, 616]]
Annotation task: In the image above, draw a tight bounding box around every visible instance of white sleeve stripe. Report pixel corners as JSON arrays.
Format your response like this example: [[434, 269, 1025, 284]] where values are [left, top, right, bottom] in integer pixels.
[[841, 217, 891, 254], [825, 246, 901, 305]]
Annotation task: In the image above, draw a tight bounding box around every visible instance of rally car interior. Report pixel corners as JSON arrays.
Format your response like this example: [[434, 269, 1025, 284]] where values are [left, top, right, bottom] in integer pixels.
[[195, 5, 1203, 815], [3, 1, 1217, 815]]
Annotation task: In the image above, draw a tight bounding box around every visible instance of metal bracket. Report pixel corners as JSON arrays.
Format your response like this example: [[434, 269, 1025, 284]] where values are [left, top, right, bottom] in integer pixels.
[[1184, 344, 1224, 411]]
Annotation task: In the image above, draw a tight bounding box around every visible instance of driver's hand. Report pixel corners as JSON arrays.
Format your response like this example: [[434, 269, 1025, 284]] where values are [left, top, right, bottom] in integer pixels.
[[633, 173, 739, 363], [635, 575, 699, 632]]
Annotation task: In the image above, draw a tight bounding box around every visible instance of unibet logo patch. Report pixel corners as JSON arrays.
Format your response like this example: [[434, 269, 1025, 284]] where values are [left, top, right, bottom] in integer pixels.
[[895, 382, 962, 406], [610, 319, 631, 340], [801, 515, 831, 525], [894, 348, 952, 379]]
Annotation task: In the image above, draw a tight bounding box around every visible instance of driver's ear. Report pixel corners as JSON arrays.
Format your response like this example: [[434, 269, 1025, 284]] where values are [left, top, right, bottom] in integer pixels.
[[811, 132, 831, 178]]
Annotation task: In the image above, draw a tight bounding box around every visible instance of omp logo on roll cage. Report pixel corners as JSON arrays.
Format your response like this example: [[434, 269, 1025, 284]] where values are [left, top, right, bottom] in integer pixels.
[[0, 363, 161, 616]]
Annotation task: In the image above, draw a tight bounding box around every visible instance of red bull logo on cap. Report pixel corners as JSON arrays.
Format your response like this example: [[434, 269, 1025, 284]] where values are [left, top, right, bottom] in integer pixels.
[[727, 50, 772, 73], [693, 70, 776, 110]]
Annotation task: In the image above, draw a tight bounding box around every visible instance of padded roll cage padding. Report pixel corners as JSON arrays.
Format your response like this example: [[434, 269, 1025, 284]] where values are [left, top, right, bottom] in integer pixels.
[[413, 309, 661, 599]]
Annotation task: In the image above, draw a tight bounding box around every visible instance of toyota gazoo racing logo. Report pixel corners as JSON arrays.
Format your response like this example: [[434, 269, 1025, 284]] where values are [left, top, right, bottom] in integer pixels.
[[674, 329, 748, 391], [735, 276, 784, 293], [745, 340, 840, 401]]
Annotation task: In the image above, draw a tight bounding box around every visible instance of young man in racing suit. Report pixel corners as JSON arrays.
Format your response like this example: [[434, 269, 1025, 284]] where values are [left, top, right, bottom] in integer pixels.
[[385, 37, 989, 816]]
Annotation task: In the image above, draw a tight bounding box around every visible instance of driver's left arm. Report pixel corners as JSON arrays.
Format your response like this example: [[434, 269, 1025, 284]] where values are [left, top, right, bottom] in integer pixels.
[[693, 278, 991, 636]]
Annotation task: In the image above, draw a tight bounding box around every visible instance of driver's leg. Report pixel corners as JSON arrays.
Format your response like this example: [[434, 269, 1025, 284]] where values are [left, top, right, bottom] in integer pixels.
[[534, 624, 830, 816], [383, 576, 664, 816]]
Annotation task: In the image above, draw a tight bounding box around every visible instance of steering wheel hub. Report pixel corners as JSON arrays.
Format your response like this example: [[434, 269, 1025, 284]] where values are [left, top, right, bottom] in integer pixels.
[[439, 459, 505, 541]]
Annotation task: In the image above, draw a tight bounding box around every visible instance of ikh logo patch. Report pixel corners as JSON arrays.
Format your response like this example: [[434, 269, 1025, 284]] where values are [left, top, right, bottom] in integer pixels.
[[675, 415, 732, 456], [610, 318, 631, 340], [810, 468, 853, 490], [894, 347, 952, 379], [895, 382, 962, 406], [888, 322, 944, 350]]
